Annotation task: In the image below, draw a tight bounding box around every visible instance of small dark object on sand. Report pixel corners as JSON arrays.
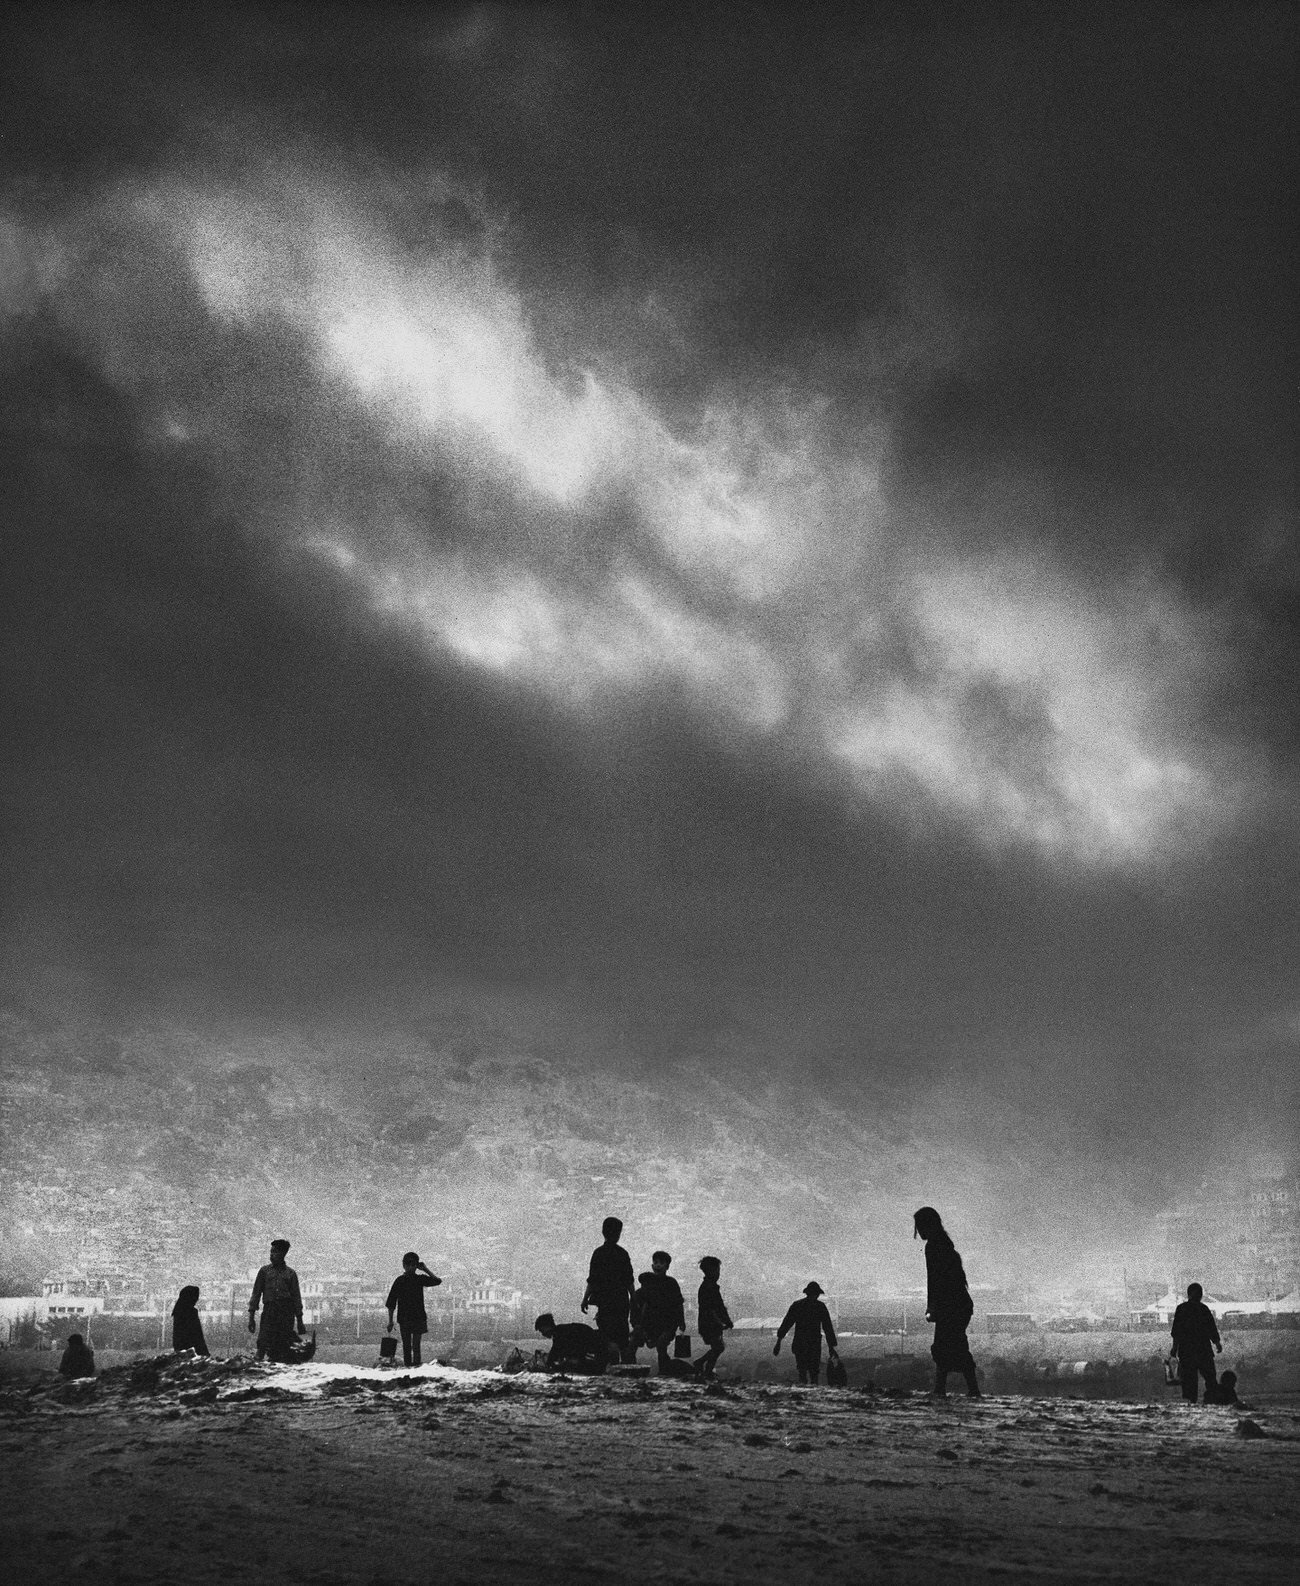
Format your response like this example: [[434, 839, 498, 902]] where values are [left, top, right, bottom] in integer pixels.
[[1235, 1418, 1265, 1440]]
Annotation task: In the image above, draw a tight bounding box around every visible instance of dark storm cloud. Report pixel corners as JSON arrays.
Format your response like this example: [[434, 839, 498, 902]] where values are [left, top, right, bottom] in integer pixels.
[[1, 0, 1296, 1182], [6, 138, 1272, 863]]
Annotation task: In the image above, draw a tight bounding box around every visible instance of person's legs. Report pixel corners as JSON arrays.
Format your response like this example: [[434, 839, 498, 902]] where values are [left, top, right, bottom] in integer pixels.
[[259, 1309, 294, 1364], [1178, 1352, 1199, 1402], [931, 1332, 951, 1396], [1198, 1353, 1218, 1403], [596, 1302, 634, 1365], [399, 1324, 416, 1367], [654, 1330, 673, 1375], [696, 1335, 724, 1376], [933, 1324, 978, 1396], [956, 1333, 980, 1397], [795, 1345, 821, 1384]]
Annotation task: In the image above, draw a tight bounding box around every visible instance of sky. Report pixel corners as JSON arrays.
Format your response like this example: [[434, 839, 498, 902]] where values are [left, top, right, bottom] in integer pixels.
[[1, 3, 1297, 1279]]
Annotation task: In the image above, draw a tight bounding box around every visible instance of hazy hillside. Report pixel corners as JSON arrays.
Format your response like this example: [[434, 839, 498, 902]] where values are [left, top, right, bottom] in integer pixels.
[[0, 992, 1168, 1302]]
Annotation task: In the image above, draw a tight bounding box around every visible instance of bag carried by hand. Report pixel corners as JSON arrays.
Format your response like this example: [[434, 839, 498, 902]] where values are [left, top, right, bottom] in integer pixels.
[[1163, 1351, 1180, 1386], [379, 1335, 398, 1360], [826, 1355, 848, 1387], [674, 1334, 692, 1359]]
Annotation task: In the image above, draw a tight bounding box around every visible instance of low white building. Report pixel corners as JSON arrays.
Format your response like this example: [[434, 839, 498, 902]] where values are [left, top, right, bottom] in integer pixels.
[[464, 1281, 524, 1317], [40, 1271, 108, 1326], [1145, 1289, 1228, 1325], [1217, 1290, 1300, 1318]]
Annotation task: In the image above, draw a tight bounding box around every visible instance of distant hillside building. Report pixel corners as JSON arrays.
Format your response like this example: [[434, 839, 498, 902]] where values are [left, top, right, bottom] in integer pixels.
[[464, 1281, 525, 1319], [1158, 1165, 1299, 1299], [41, 1271, 107, 1324]]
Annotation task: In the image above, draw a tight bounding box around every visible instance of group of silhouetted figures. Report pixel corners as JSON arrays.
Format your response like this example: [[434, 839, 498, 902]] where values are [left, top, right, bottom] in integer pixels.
[[53, 1209, 1241, 1406], [532, 1207, 981, 1394]]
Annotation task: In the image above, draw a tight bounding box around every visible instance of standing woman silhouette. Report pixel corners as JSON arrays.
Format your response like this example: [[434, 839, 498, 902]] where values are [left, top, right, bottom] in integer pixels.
[[913, 1207, 980, 1398]]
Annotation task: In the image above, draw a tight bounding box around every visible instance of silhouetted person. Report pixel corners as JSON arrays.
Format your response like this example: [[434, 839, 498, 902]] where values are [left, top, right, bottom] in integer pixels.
[[534, 1313, 608, 1374], [695, 1256, 733, 1379], [247, 1238, 305, 1363], [914, 1206, 979, 1397], [1171, 1282, 1222, 1404], [171, 1285, 210, 1355], [581, 1216, 636, 1364], [385, 1252, 442, 1367], [629, 1269, 652, 1347], [1209, 1369, 1240, 1406], [774, 1282, 839, 1385], [58, 1332, 95, 1378], [634, 1251, 687, 1374]]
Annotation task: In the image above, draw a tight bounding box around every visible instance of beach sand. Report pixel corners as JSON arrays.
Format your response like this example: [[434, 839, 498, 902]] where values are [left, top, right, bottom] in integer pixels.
[[3, 1353, 1296, 1584]]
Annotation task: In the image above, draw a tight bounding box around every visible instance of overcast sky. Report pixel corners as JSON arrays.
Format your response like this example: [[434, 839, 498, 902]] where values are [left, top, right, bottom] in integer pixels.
[[2, 4, 1296, 1229]]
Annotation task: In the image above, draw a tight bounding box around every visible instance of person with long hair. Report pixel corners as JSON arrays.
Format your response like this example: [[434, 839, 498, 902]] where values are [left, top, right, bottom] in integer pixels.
[[913, 1206, 980, 1398], [171, 1285, 210, 1355]]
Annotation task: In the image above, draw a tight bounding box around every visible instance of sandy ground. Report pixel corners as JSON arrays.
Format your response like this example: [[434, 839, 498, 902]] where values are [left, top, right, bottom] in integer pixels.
[[2, 1353, 1297, 1585]]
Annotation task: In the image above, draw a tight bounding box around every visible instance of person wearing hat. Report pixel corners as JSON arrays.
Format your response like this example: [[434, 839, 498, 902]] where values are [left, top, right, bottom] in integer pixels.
[[774, 1282, 839, 1385], [913, 1206, 980, 1398], [247, 1239, 305, 1363], [694, 1256, 733, 1379]]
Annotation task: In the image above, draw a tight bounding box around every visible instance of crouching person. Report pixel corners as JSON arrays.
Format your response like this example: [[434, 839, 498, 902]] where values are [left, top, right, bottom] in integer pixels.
[[534, 1313, 609, 1374], [58, 1332, 96, 1379]]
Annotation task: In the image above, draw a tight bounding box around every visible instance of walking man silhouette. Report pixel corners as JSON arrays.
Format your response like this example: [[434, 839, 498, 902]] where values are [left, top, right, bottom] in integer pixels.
[[774, 1282, 839, 1384]]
